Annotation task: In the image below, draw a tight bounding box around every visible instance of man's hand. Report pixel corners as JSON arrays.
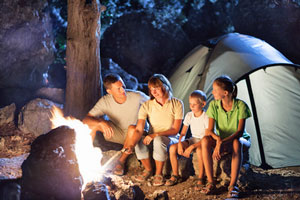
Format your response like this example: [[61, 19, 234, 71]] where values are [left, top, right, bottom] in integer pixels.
[[143, 134, 156, 145], [98, 121, 114, 139], [183, 145, 194, 158]]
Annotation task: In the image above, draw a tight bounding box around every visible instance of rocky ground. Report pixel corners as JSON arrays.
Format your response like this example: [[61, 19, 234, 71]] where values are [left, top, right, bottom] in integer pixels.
[[1, 123, 300, 200]]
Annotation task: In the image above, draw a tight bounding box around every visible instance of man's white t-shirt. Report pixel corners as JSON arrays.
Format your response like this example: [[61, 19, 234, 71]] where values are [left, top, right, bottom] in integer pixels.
[[89, 90, 149, 131]]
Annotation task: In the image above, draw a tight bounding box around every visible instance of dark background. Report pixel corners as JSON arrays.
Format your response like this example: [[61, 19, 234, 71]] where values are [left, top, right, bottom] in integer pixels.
[[0, 0, 299, 108]]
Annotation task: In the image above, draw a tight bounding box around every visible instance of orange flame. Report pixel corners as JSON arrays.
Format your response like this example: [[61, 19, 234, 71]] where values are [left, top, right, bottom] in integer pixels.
[[50, 106, 104, 191]]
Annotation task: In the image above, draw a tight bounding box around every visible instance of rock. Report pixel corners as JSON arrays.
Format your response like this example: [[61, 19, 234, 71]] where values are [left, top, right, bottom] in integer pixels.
[[232, 0, 300, 64], [82, 182, 110, 200], [0, 0, 55, 89], [193, 150, 250, 186], [193, 151, 231, 186], [35, 87, 65, 104], [101, 58, 139, 90], [162, 156, 194, 179], [46, 63, 66, 89], [21, 126, 82, 200], [0, 180, 21, 200], [0, 103, 16, 126], [183, 1, 234, 45], [101, 11, 192, 82], [101, 150, 141, 174], [0, 88, 35, 110], [152, 189, 168, 200], [18, 98, 63, 137], [178, 157, 194, 179]]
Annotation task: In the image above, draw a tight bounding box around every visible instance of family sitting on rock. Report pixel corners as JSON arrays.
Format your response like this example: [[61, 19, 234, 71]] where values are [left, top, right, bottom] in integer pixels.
[[83, 73, 251, 198]]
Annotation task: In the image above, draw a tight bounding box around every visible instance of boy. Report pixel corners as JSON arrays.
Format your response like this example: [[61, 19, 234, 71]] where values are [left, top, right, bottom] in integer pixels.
[[165, 90, 208, 188]]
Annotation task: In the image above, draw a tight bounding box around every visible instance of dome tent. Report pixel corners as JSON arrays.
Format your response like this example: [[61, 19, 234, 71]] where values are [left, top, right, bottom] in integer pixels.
[[169, 33, 300, 169]]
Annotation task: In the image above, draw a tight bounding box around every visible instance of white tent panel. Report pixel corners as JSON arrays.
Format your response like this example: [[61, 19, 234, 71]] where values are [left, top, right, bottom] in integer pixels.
[[236, 80, 262, 167], [249, 66, 300, 168], [170, 46, 210, 113]]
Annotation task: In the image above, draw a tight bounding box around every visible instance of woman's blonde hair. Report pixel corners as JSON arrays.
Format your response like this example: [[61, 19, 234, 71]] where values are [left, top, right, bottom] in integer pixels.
[[148, 74, 173, 100]]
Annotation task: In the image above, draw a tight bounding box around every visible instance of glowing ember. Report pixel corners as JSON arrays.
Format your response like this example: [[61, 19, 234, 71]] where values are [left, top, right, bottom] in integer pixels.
[[50, 106, 104, 191]]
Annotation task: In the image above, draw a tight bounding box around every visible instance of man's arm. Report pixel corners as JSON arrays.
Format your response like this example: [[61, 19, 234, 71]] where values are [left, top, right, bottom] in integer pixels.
[[82, 113, 114, 140]]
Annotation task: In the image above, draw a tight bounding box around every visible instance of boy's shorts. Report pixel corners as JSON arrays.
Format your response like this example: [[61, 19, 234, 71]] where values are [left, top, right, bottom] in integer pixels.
[[186, 137, 202, 145]]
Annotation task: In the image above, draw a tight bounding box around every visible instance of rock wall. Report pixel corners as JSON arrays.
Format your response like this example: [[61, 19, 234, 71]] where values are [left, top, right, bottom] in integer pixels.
[[0, 0, 55, 107]]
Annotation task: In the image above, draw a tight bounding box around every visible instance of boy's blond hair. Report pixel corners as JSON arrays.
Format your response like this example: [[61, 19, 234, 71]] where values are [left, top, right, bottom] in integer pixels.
[[190, 90, 207, 104]]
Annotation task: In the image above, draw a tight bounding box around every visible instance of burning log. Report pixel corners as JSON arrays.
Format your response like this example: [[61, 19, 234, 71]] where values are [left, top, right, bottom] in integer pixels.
[[21, 126, 82, 199]]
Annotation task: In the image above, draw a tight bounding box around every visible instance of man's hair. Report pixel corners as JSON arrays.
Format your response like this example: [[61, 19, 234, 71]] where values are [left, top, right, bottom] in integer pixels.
[[190, 90, 207, 104], [103, 74, 122, 89], [148, 74, 173, 100]]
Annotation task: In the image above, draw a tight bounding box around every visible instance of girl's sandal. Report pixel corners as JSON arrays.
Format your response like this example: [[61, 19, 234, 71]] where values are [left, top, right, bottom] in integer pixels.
[[194, 178, 205, 191], [200, 182, 216, 195], [227, 185, 240, 198], [165, 175, 179, 186]]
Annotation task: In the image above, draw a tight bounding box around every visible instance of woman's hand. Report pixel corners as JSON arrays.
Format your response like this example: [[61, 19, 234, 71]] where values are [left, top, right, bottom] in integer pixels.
[[143, 134, 157, 145]]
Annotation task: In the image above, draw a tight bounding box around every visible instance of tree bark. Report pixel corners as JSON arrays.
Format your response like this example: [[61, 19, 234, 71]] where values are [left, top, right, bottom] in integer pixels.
[[65, 0, 102, 119]]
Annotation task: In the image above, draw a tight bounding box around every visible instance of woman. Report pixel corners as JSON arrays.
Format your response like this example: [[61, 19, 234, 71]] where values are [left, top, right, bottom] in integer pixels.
[[131, 74, 184, 186]]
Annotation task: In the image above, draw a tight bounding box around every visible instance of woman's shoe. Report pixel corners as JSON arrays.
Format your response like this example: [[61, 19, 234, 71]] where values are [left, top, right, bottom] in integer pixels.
[[132, 169, 152, 182]]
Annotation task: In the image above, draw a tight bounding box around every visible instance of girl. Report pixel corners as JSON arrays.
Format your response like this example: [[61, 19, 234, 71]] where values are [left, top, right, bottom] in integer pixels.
[[131, 74, 184, 186], [201, 75, 251, 198], [165, 90, 208, 188]]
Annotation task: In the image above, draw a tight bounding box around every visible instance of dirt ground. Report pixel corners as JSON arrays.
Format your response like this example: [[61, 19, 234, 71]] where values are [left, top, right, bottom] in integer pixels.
[[1, 123, 300, 200]]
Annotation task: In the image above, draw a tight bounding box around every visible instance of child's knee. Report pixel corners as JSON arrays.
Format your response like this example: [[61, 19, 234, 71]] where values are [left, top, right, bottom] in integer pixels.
[[201, 136, 211, 147], [169, 144, 177, 154]]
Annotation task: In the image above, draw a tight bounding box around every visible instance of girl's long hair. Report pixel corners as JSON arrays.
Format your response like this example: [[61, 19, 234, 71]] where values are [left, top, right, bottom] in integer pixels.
[[214, 75, 237, 98]]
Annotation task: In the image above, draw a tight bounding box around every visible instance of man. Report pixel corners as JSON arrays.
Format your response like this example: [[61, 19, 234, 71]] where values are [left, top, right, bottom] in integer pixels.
[[83, 73, 149, 175]]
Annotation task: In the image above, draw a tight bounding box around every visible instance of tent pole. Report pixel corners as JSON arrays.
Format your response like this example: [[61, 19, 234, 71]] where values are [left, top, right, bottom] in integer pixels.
[[245, 76, 272, 169]]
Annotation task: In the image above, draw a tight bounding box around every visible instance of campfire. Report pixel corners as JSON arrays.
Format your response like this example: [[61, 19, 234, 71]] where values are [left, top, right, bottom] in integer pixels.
[[50, 106, 104, 191], [20, 106, 142, 200]]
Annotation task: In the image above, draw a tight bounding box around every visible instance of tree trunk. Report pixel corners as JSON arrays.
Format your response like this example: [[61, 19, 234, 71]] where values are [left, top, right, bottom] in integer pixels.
[[65, 0, 102, 119]]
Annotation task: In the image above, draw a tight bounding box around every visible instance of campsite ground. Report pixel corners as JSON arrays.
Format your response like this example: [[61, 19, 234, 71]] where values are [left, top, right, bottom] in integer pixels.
[[1, 123, 300, 200]]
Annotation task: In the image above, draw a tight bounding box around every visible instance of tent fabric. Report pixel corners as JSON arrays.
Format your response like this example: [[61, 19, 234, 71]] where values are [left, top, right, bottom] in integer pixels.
[[169, 33, 300, 168]]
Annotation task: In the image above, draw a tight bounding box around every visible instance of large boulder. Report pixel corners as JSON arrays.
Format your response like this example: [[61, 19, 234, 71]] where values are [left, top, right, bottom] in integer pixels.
[[101, 58, 139, 91], [182, 0, 234, 45], [0, 103, 16, 126], [21, 126, 82, 200], [0, 0, 55, 89], [35, 87, 65, 104], [18, 98, 63, 137], [101, 11, 192, 82]]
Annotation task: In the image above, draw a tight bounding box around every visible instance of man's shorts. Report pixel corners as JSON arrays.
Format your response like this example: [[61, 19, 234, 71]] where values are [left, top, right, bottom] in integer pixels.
[[102, 121, 127, 145]]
